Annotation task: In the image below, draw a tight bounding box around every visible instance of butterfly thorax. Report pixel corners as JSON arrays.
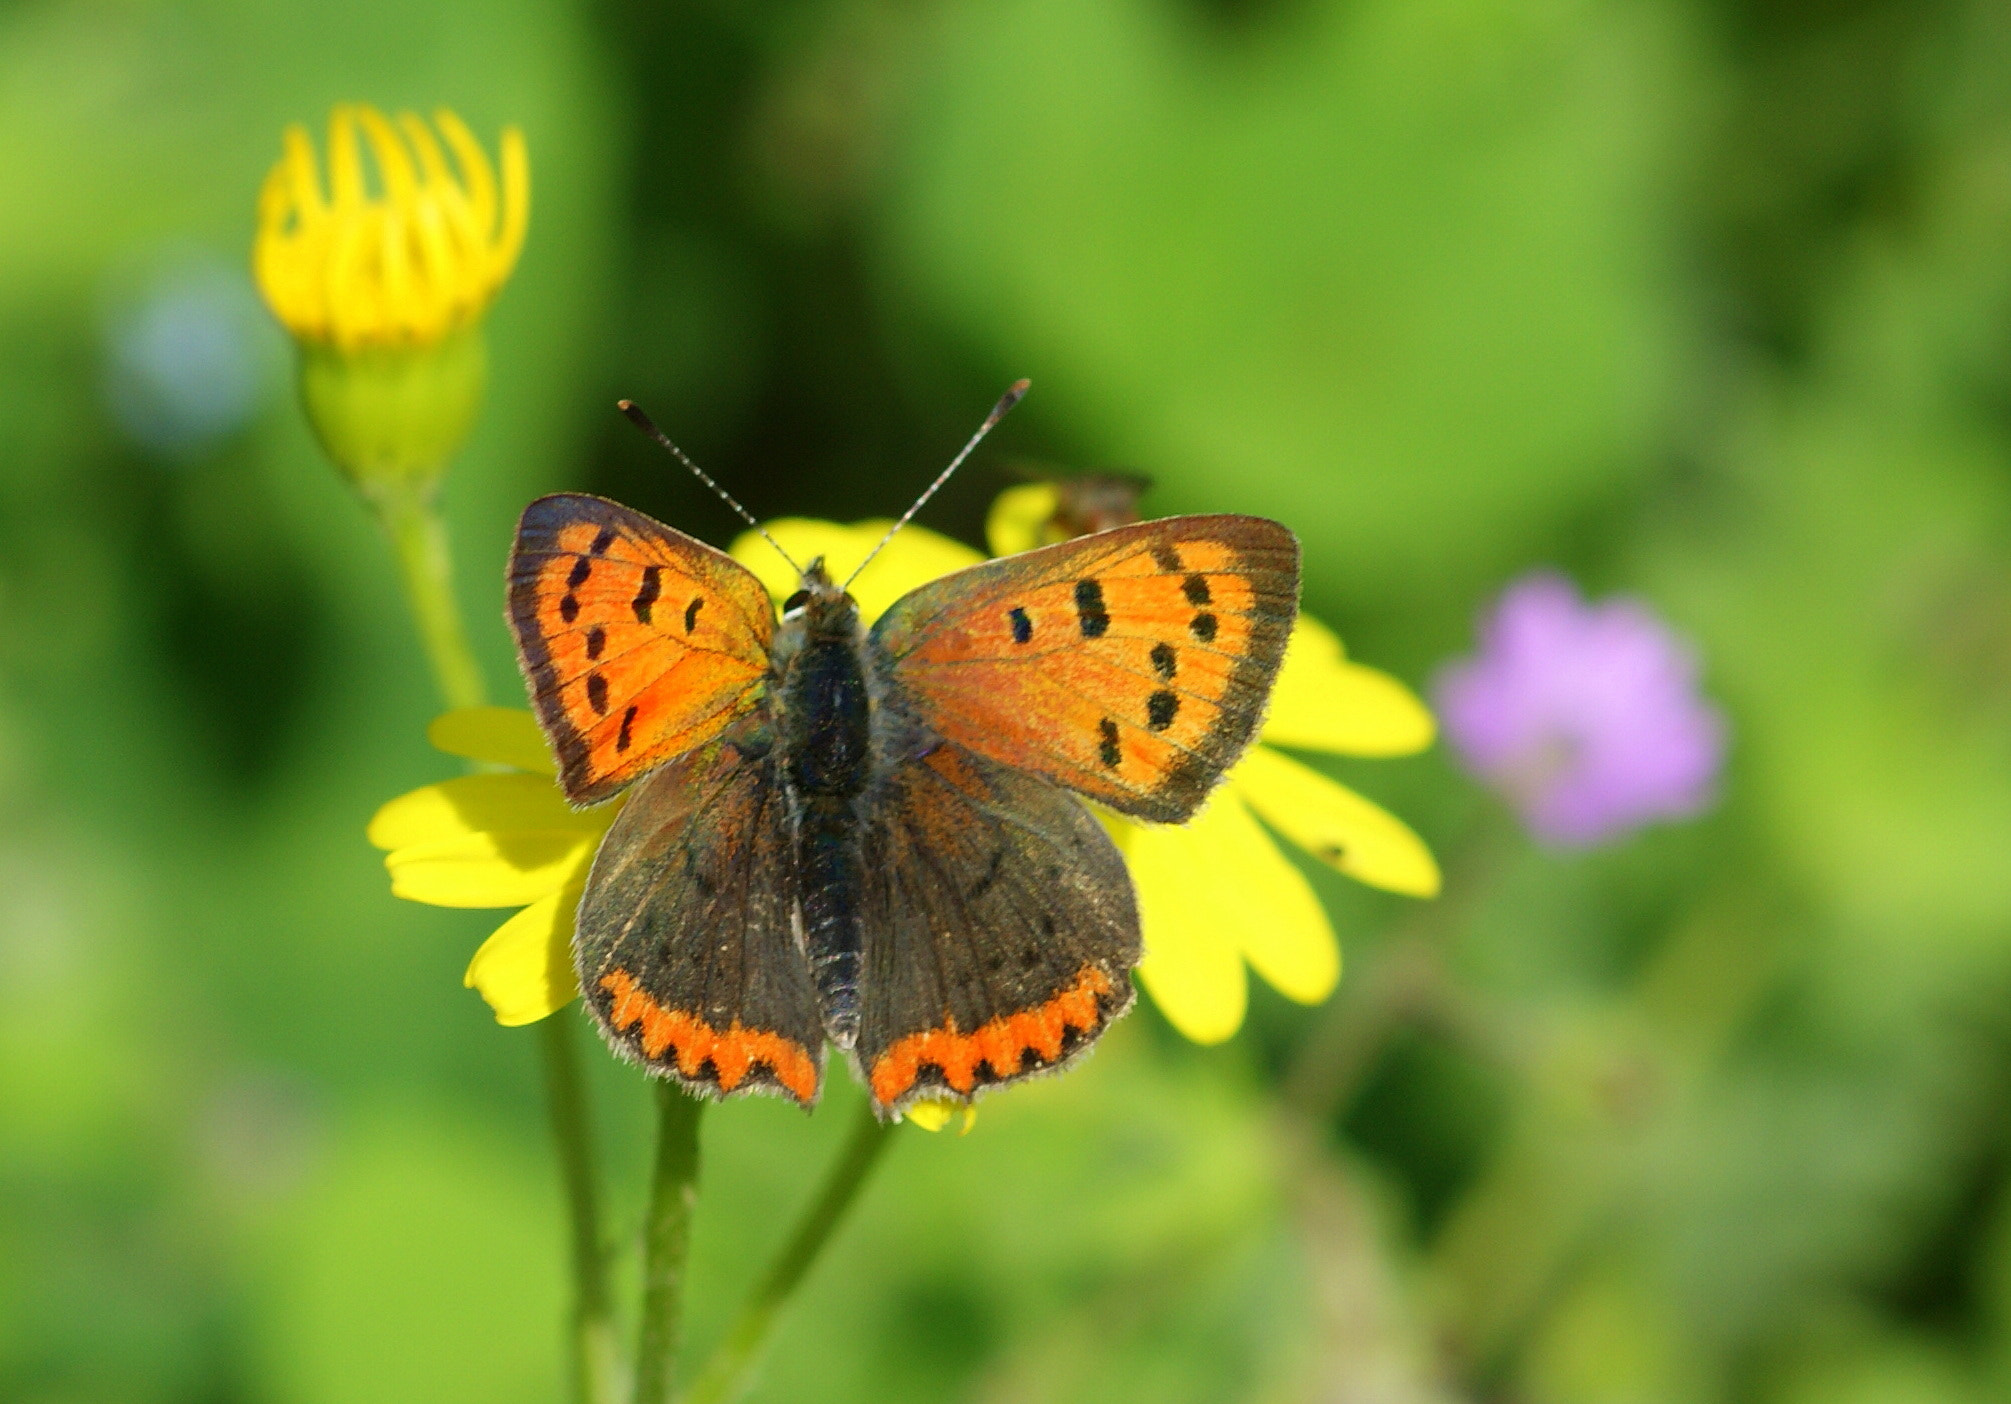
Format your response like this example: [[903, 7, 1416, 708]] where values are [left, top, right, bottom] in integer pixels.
[[772, 562, 872, 796], [772, 561, 873, 1046]]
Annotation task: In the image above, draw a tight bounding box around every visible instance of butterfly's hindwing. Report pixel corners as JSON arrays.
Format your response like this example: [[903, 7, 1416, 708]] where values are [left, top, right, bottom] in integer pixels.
[[870, 516, 1300, 823], [509, 494, 777, 805], [853, 742, 1140, 1116], [574, 717, 825, 1106]]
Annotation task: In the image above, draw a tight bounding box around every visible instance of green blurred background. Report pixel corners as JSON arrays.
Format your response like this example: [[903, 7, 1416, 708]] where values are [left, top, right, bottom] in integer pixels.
[[6, 0, 2011, 1400]]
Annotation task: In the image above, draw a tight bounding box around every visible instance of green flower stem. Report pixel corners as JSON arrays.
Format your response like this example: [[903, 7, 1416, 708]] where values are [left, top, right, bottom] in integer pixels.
[[681, 1100, 895, 1404], [543, 1015, 627, 1404], [362, 472, 617, 1404], [635, 1083, 706, 1404], [369, 480, 488, 712]]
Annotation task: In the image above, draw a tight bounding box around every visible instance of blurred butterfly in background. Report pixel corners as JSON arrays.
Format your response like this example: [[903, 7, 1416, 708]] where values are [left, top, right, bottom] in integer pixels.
[[506, 383, 1300, 1119]]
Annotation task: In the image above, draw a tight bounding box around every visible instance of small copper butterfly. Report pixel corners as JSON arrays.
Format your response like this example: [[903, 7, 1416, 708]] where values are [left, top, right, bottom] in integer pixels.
[[506, 388, 1300, 1118]]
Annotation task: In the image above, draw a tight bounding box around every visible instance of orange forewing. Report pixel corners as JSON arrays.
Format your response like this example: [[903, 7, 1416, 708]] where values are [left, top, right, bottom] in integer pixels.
[[870, 516, 1299, 823], [509, 494, 776, 805]]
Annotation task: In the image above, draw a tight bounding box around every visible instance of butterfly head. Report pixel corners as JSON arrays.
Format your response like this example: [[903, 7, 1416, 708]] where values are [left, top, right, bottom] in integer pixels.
[[780, 557, 861, 637]]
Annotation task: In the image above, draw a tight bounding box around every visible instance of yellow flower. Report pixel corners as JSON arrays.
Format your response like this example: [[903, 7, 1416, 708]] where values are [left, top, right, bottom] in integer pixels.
[[738, 498, 1439, 1047], [253, 105, 529, 490], [368, 707, 613, 1025], [255, 105, 528, 351]]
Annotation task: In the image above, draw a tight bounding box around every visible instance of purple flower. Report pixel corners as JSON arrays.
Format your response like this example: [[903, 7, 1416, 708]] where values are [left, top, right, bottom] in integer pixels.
[[1434, 571, 1725, 847]]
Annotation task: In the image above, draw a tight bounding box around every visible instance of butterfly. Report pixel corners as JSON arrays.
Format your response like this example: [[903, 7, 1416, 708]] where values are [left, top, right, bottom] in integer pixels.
[[506, 411, 1299, 1119]]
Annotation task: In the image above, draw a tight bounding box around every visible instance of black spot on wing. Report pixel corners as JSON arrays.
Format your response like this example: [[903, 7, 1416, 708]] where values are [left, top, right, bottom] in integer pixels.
[[1098, 718, 1121, 768], [1147, 690, 1179, 731], [1182, 574, 1211, 606], [617, 705, 638, 752], [567, 557, 593, 589], [1074, 579, 1110, 638], [1151, 642, 1177, 680], [586, 672, 609, 715], [560, 594, 580, 624], [633, 567, 662, 624], [589, 526, 618, 556], [1009, 606, 1032, 644], [1190, 612, 1218, 643], [1151, 542, 1183, 573], [585, 626, 606, 660], [684, 596, 704, 633]]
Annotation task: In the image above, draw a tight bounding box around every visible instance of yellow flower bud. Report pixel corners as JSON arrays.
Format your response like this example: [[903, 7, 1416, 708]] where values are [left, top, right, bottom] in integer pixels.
[[253, 105, 528, 490]]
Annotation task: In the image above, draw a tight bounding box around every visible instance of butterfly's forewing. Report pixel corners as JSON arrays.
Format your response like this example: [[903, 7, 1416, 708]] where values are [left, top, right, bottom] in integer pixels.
[[509, 494, 777, 805], [871, 516, 1300, 823], [853, 743, 1139, 1116], [575, 715, 825, 1105]]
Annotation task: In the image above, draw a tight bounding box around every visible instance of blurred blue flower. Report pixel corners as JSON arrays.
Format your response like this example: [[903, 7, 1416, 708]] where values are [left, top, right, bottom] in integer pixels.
[[1434, 571, 1725, 847], [104, 256, 273, 461]]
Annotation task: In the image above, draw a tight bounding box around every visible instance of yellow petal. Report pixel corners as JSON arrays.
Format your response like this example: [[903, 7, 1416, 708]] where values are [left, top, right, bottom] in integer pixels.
[[384, 831, 595, 908], [1233, 747, 1442, 899], [427, 707, 557, 775], [1110, 812, 1249, 1043], [464, 885, 581, 1025], [368, 773, 593, 851], [729, 519, 984, 624], [985, 483, 1061, 557], [730, 519, 875, 606], [1260, 617, 1436, 756], [435, 108, 499, 244], [902, 1098, 976, 1134], [1187, 788, 1341, 1005]]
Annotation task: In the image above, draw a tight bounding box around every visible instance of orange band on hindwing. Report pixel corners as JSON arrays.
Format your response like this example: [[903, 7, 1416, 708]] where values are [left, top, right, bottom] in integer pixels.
[[601, 969, 820, 1104], [868, 966, 1116, 1106]]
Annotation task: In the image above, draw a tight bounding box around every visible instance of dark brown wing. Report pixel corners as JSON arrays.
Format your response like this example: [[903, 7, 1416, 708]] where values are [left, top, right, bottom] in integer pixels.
[[574, 715, 824, 1106], [852, 742, 1140, 1119]]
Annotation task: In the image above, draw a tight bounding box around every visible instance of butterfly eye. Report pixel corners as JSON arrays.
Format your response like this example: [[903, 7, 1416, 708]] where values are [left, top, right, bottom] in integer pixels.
[[782, 590, 811, 614]]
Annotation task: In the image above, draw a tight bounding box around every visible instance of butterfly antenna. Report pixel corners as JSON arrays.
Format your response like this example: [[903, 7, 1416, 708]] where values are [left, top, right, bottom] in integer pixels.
[[844, 379, 1031, 590], [617, 400, 803, 575]]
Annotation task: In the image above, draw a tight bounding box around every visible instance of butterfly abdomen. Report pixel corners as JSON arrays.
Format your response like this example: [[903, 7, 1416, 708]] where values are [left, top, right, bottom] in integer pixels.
[[776, 585, 874, 1047]]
